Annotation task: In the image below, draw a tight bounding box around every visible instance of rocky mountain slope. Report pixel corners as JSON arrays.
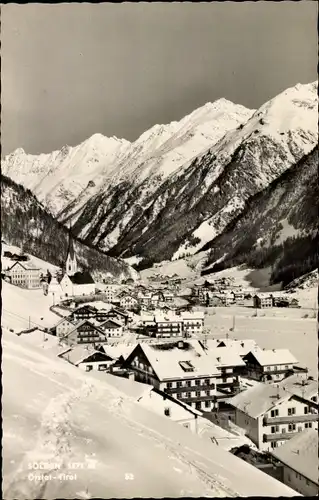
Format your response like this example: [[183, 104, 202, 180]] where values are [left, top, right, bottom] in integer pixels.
[[2, 81, 317, 279], [201, 146, 318, 286], [2, 99, 253, 247], [1, 175, 136, 280]]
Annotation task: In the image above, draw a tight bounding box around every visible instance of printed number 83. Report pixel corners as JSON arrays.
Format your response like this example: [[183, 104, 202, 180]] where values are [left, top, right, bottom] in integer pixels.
[[125, 473, 134, 480]]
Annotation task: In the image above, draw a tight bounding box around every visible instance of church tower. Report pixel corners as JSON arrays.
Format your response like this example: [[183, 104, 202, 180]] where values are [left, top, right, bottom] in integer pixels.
[[66, 232, 78, 276]]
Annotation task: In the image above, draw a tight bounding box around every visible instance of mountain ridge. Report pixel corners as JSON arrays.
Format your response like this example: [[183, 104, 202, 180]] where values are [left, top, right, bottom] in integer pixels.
[[2, 81, 318, 282]]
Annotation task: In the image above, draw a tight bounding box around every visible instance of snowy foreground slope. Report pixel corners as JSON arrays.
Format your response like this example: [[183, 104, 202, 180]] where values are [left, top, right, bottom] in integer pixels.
[[2, 330, 298, 499]]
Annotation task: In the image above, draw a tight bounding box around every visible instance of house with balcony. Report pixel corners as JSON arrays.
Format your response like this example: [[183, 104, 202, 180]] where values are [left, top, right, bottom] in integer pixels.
[[154, 314, 184, 337], [226, 381, 318, 452], [271, 428, 318, 496], [242, 348, 298, 382], [253, 293, 274, 308], [119, 293, 138, 311], [180, 311, 204, 336], [123, 340, 221, 412], [98, 318, 123, 338], [59, 319, 108, 347], [194, 341, 245, 395]]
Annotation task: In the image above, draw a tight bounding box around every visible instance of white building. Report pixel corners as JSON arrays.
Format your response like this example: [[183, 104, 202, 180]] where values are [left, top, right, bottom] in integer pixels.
[[226, 379, 318, 452], [7, 261, 41, 289], [55, 316, 78, 338], [59, 345, 114, 372], [271, 428, 318, 496], [180, 311, 204, 335], [103, 284, 122, 303], [119, 294, 138, 310]]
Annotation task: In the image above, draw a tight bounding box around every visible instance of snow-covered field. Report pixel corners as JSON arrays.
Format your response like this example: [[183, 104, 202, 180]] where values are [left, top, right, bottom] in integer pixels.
[[201, 310, 317, 378], [2, 281, 59, 330], [2, 329, 299, 499]]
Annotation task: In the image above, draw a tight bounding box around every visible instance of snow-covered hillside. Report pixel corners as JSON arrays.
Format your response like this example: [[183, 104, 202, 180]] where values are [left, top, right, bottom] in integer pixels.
[[2, 329, 299, 499], [2, 99, 253, 222]]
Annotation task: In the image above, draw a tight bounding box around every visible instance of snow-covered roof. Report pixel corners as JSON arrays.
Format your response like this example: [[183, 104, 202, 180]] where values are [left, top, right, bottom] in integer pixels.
[[204, 338, 259, 357], [140, 342, 220, 381], [81, 300, 112, 311], [99, 319, 122, 329], [226, 383, 293, 418], [271, 429, 318, 484], [247, 347, 298, 367], [189, 341, 246, 368], [180, 311, 205, 320], [60, 345, 113, 366], [154, 314, 183, 323], [9, 260, 40, 271], [277, 374, 318, 401], [103, 343, 137, 360]]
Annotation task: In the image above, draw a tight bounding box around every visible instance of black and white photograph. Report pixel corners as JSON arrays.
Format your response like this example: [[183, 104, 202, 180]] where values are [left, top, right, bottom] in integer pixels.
[[1, 2, 318, 498]]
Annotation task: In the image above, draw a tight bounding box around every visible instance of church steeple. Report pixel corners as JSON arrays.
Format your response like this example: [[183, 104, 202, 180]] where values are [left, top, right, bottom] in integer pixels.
[[66, 229, 77, 276]]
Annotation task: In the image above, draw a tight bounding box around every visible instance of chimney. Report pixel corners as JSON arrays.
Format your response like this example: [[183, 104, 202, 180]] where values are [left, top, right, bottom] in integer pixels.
[[177, 341, 184, 349]]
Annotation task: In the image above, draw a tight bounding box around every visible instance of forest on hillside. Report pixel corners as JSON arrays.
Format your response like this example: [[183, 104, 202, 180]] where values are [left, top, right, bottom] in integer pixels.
[[1, 175, 133, 278]]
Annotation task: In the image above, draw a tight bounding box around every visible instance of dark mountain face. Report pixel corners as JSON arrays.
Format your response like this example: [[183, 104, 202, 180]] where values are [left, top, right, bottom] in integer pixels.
[[1, 175, 136, 280], [201, 146, 318, 286]]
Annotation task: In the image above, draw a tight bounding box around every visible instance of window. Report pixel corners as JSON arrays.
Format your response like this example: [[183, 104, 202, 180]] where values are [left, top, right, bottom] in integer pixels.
[[304, 407, 309, 414], [186, 392, 191, 398], [205, 401, 210, 408], [222, 377, 227, 383], [271, 426, 279, 433], [288, 424, 296, 432], [186, 380, 191, 387], [288, 407, 296, 416], [206, 390, 210, 396], [196, 391, 201, 397], [195, 380, 200, 386], [167, 382, 172, 388], [305, 423, 312, 429], [196, 402, 201, 410], [205, 378, 210, 385], [311, 395, 317, 402], [177, 381, 182, 388], [164, 408, 171, 417], [271, 442, 277, 449], [270, 409, 279, 417], [274, 366, 278, 371], [176, 393, 182, 400]]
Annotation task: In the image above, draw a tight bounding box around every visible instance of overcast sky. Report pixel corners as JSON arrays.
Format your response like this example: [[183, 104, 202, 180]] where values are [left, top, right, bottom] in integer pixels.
[[2, 2, 318, 155]]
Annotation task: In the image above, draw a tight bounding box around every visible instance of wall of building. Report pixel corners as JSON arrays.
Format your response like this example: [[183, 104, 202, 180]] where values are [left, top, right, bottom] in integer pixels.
[[282, 466, 318, 497], [56, 320, 74, 338], [79, 360, 113, 372], [261, 397, 318, 452], [234, 408, 260, 447]]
